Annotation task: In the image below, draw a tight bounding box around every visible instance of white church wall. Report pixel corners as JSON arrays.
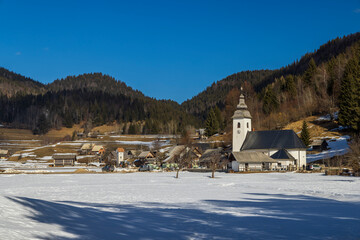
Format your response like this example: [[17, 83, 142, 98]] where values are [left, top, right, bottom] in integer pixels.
[[232, 118, 251, 152]]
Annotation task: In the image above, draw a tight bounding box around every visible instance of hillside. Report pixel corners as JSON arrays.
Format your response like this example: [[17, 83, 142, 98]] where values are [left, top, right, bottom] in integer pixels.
[[0, 67, 46, 97], [48, 73, 145, 100], [182, 33, 360, 119], [1, 32, 360, 135], [182, 32, 360, 132], [0, 71, 198, 134]]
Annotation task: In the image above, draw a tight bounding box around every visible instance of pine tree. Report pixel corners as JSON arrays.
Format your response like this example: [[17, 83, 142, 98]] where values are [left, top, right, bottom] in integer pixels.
[[35, 113, 50, 135], [262, 86, 278, 114], [214, 106, 223, 131], [339, 46, 360, 130], [300, 121, 310, 147], [205, 108, 219, 136], [285, 75, 296, 99], [303, 58, 317, 85]]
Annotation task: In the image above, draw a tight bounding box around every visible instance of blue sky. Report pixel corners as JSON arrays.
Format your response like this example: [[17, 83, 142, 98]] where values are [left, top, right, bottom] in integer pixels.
[[0, 0, 359, 103]]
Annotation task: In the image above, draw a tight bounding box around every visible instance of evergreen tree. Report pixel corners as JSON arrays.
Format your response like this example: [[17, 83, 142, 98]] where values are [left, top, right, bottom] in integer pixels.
[[285, 75, 296, 99], [300, 121, 311, 147], [339, 46, 360, 130], [128, 123, 136, 134], [34, 113, 50, 135], [214, 106, 223, 131], [303, 58, 317, 85], [262, 86, 278, 114], [205, 108, 219, 136]]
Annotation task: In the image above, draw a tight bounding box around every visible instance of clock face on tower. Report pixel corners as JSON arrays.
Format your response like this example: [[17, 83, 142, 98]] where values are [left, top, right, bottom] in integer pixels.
[[237, 130, 241, 134]]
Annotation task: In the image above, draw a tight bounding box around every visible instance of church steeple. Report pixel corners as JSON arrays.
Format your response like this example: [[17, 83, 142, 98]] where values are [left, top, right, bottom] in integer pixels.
[[232, 87, 252, 152], [232, 88, 252, 119]]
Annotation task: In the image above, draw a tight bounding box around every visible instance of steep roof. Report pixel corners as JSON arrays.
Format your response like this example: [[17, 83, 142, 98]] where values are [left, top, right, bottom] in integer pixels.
[[270, 149, 295, 160], [231, 152, 277, 163], [241, 130, 306, 151], [138, 151, 154, 159], [91, 145, 104, 152], [199, 148, 223, 163], [81, 143, 94, 150]]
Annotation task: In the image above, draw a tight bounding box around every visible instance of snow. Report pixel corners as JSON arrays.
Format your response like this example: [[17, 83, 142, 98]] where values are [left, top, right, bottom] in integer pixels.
[[307, 136, 350, 163], [316, 111, 338, 121], [0, 172, 359, 239]]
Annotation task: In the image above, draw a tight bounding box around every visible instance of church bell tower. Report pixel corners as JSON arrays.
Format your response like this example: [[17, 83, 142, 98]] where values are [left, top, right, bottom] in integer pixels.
[[232, 89, 252, 152]]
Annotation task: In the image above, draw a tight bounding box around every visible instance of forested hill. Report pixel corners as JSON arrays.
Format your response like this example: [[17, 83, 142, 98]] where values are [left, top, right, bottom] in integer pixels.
[[181, 32, 360, 124], [0, 67, 46, 97], [48, 73, 145, 100], [0, 72, 198, 134], [1, 32, 360, 135]]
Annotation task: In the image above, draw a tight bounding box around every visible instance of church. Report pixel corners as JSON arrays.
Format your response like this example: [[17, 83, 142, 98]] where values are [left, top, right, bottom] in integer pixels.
[[230, 91, 307, 172]]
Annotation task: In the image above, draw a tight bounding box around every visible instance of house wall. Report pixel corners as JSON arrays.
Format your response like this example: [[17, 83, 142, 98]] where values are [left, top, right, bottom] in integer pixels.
[[54, 159, 74, 166], [231, 161, 239, 171], [232, 118, 251, 152], [287, 150, 306, 169], [243, 149, 307, 169]]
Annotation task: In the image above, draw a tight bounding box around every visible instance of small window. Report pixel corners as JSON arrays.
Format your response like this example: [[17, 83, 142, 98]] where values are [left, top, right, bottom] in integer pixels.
[[237, 122, 241, 128], [247, 122, 249, 128]]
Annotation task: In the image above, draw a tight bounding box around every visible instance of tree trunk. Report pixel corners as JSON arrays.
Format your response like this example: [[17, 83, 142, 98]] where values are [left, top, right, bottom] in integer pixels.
[[211, 168, 215, 178], [176, 169, 179, 178]]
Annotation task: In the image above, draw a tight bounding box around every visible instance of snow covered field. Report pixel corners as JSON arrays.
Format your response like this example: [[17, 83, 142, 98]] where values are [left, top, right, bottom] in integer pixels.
[[0, 172, 359, 240]]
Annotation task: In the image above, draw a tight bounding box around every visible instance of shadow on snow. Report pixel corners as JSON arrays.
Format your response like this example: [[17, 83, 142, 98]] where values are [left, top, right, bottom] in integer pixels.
[[7, 193, 360, 240]]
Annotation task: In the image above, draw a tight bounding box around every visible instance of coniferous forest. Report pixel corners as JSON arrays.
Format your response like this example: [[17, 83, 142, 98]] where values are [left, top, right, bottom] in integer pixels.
[[0, 32, 360, 135]]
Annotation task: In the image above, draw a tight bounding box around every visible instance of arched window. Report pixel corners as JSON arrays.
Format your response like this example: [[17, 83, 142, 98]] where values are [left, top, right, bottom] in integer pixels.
[[247, 122, 249, 128], [237, 122, 241, 128]]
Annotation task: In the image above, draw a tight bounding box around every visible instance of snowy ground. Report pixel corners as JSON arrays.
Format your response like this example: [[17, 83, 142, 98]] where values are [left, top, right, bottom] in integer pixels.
[[307, 136, 350, 163], [0, 172, 359, 240]]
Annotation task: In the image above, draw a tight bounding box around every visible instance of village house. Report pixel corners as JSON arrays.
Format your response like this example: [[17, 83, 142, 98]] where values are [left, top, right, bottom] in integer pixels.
[[127, 150, 140, 159], [230, 152, 277, 171], [164, 145, 203, 167], [0, 149, 9, 159], [107, 148, 128, 167], [91, 145, 105, 155], [80, 143, 95, 155], [52, 153, 77, 167], [230, 91, 307, 172], [311, 139, 329, 152]]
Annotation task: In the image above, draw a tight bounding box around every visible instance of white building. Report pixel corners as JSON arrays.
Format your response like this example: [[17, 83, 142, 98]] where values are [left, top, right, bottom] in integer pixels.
[[231, 91, 307, 171], [116, 148, 125, 167]]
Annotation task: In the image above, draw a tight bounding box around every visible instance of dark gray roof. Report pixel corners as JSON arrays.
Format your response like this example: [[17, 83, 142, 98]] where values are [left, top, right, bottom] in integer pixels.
[[270, 149, 295, 160], [241, 130, 306, 151]]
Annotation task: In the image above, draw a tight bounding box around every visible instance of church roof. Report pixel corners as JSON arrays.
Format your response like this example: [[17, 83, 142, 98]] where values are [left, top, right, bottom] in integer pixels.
[[231, 152, 277, 163], [241, 130, 306, 151], [232, 94, 252, 119], [270, 149, 295, 160]]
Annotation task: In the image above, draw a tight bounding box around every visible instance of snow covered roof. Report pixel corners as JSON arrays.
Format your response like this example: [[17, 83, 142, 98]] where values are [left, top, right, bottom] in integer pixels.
[[270, 149, 295, 160], [241, 130, 306, 151], [231, 152, 277, 163]]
